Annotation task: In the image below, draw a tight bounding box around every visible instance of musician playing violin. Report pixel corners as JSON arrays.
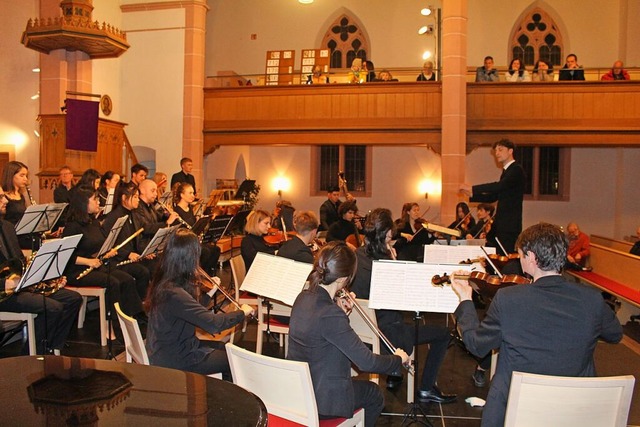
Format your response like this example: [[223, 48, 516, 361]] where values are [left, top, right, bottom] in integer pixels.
[[394, 202, 435, 261], [240, 209, 276, 270], [447, 202, 476, 237], [0, 185, 81, 355], [146, 229, 253, 377], [465, 203, 495, 239], [326, 200, 361, 248], [450, 223, 622, 427], [288, 242, 409, 427], [277, 210, 319, 264]]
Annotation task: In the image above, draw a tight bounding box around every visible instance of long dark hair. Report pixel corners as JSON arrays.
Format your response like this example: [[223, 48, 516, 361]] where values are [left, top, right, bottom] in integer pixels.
[[99, 170, 116, 189], [307, 241, 357, 291], [509, 58, 525, 77], [145, 228, 202, 312], [75, 168, 101, 191], [114, 181, 139, 209], [1, 161, 28, 193], [455, 202, 471, 219], [363, 208, 395, 260], [67, 187, 97, 224], [400, 202, 418, 228]]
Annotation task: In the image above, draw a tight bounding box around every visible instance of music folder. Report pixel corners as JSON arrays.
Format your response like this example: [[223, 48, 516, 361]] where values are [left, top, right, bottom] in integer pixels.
[[15, 234, 82, 292], [368, 261, 473, 314], [240, 252, 313, 306], [15, 203, 68, 236]]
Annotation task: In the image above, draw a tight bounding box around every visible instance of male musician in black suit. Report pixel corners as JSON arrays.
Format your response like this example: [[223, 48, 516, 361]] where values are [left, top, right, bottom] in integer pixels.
[[460, 139, 525, 255], [276, 210, 319, 264], [134, 179, 179, 251], [0, 186, 82, 355], [319, 185, 341, 231], [170, 157, 197, 195], [450, 223, 622, 427]]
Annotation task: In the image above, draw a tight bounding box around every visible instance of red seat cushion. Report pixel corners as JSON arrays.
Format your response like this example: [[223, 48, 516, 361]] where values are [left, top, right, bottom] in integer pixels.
[[267, 413, 356, 427], [572, 271, 640, 305]]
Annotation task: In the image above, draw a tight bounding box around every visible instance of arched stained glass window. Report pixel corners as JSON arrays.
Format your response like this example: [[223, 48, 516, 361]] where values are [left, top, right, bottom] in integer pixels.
[[322, 14, 369, 69], [510, 8, 563, 66]]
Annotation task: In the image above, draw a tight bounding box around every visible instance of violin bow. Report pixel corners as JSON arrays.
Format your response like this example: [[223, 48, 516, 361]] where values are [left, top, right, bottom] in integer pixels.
[[480, 246, 504, 279]]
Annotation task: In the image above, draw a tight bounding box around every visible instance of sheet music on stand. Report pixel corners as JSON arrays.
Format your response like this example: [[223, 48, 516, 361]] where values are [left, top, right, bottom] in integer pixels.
[[15, 234, 82, 292], [102, 188, 115, 216], [241, 252, 313, 306], [15, 203, 68, 236], [95, 215, 128, 259], [139, 225, 180, 258], [424, 245, 495, 265], [435, 238, 486, 246], [368, 261, 473, 314]]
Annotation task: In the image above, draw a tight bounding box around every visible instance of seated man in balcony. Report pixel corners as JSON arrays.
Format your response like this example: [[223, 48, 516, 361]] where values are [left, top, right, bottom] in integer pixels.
[[559, 53, 585, 81], [475, 56, 500, 82], [417, 61, 436, 81], [601, 60, 630, 81]]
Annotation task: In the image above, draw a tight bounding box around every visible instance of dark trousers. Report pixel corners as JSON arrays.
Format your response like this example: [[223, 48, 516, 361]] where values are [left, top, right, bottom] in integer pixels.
[[0, 288, 82, 354], [319, 380, 383, 427], [184, 340, 230, 378], [119, 262, 151, 301], [69, 266, 143, 317]]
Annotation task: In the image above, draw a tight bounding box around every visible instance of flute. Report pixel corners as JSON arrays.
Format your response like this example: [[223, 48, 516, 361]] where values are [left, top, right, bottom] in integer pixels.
[[336, 289, 414, 375], [157, 199, 192, 230], [76, 228, 144, 279]]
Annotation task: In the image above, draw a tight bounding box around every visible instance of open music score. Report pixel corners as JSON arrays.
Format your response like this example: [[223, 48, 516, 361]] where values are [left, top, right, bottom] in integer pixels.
[[241, 253, 312, 306], [368, 261, 473, 314], [424, 245, 496, 265]]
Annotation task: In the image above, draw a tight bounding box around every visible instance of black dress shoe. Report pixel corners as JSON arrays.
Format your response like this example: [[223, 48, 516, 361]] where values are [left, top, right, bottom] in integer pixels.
[[386, 374, 403, 390], [417, 386, 457, 404]]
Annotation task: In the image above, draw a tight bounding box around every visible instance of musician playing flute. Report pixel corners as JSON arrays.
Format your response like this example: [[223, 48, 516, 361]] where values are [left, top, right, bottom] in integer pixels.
[[63, 188, 146, 331], [0, 185, 82, 355], [1, 161, 33, 250], [172, 182, 220, 275], [351, 208, 457, 404], [287, 242, 409, 427], [145, 229, 253, 377]]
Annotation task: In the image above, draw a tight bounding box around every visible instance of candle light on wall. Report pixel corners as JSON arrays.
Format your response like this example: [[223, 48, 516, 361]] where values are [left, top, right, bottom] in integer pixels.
[[418, 179, 438, 200], [272, 176, 291, 198]]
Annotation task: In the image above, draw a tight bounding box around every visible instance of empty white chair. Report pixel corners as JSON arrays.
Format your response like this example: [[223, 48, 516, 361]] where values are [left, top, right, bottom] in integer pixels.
[[114, 302, 149, 364], [0, 312, 37, 355]]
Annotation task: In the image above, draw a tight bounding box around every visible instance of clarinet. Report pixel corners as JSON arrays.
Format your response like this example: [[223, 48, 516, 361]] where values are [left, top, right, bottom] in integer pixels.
[[25, 185, 37, 205], [157, 199, 192, 230]]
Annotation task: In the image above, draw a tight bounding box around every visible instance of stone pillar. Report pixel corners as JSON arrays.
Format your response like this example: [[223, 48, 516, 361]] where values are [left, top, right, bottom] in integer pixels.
[[182, 1, 209, 196], [440, 0, 468, 226]]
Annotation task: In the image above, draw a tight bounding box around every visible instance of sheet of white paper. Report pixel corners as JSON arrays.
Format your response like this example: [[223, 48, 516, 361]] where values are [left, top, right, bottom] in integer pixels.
[[241, 252, 313, 306], [424, 245, 496, 265], [369, 262, 472, 313]]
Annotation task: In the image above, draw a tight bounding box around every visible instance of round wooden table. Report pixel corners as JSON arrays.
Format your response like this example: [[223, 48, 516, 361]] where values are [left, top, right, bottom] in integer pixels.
[[0, 355, 268, 426]]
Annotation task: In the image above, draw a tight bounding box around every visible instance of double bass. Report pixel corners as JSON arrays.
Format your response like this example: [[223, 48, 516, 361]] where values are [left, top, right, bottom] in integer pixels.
[[338, 171, 362, 247]]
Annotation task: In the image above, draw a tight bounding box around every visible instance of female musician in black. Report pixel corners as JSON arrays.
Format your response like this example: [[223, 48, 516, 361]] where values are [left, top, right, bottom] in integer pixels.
[[326, 200, 361, 246], [145, 228, 253, 376], [172, 182, 220, 275], [102, 181, 152, 303], [448, 202, 476, 238], [287, 242, 408, 427], [97, 170, 120, 208], [393, 202, 435, 261], [240, 209, 276, 270], [1, 161, 33, 249], [351, 208, 456, 404], [62, 188, 145, 325]]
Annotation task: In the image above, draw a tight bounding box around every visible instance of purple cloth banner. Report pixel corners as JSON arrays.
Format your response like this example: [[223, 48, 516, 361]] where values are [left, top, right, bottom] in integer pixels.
[[65, 99, 99, 151]]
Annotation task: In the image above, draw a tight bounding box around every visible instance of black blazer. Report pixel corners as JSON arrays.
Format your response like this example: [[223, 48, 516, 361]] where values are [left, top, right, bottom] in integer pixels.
[[319, 199, 341, 231], [287, 288, 401, 418], [559, 67, 585, 81], [240, 234, 275, 270], [471, 162, 525, 236], [455, 275, 622, 426], [170, 171, 196, 194], [276, 236, 313, 264]]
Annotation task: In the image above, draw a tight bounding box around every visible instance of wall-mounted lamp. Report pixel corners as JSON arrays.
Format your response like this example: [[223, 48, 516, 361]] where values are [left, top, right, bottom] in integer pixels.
[[418, 25, 434, 35], [422, 51, 432, 60], [418, 179, 438, 200], [421, 6, 433, 16], [272, 176, 291, 199], [299, 0, 313, 4]]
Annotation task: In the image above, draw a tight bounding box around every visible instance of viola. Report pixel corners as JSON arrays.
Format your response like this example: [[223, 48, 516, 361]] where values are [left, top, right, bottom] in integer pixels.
[[431, 271, 531, 299]]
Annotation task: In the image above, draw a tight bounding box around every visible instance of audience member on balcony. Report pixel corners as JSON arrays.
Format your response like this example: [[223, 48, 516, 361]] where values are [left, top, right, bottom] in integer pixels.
[[504, 58, 531, 82], [601, 60, 630, 81], [558, 53, 585, 81], [348, 58, 365, 84], [364, 60, 376, 82], [532, 60, 555, 82], [417, 61, 436, 81], [310, 65, 329, 84], [475, 56, 500, 82], [376, 70, 398, 82]]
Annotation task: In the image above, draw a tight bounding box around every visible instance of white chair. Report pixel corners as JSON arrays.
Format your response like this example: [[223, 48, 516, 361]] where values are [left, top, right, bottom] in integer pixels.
[[114, 302, 149, 364], [348, 299, 415, 401], [226, 342, 364, 427], [255, 296, 290, 355], [504, 371, 635, 427], [230, 255, 256, 341], [65, 286, 108, 346], [0, 312, 37, 355]]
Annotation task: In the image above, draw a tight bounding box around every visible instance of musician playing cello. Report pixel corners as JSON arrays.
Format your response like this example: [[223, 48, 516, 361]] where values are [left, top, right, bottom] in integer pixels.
[[145, 229, 253, 377], [450, 222, 622, 427], [287, 242, 409, 427]]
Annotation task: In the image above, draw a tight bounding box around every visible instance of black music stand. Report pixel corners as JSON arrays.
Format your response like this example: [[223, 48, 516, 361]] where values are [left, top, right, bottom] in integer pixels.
[[191, 215, 212, 238], [201, 215, 233, 245], [15, 234, 82, 354], [97, 215, 128, 261], [138, 225, 180, 259], [15, 203, 68, 252]]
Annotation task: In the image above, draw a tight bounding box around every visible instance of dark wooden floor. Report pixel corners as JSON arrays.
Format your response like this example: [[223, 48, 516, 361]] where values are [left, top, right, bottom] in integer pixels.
[[2, 261, 639, 426]]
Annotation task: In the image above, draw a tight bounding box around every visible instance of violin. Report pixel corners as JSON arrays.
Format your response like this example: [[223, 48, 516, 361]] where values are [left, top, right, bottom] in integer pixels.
[[263, 228, 297, 247], [431, 271, 531, 299]]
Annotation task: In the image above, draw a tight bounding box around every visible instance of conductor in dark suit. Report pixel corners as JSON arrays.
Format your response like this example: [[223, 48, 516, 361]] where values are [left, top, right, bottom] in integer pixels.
[[276, 210, 318, 264], [170, 157, 196, 195], [450, 223, 623, 427], [460, 139, 525, 255], [287, 242, 409, 427]]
